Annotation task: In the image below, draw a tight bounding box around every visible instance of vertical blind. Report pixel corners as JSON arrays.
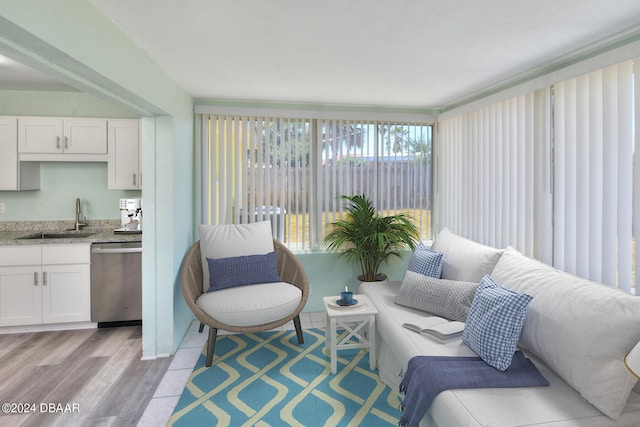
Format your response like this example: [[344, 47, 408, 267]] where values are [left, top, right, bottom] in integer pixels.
[[197, 114, 312, 244], [553, 61, 635, 291], [438, 59, 638, 293], [317, 119, 433, 243], [438, 89, 552, 260], [197, 114, 434, 250]]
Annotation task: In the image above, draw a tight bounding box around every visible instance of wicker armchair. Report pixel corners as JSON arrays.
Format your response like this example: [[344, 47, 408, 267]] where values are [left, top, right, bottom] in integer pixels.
[[180, 239, 309, 366]]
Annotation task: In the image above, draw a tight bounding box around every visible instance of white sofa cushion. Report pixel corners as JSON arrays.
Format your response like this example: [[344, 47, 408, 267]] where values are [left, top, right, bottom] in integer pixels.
[[430, 227, 503, 282], [198, 221, 274, 293], [490, 247, 640, 419], [196, 282, 302, 327]]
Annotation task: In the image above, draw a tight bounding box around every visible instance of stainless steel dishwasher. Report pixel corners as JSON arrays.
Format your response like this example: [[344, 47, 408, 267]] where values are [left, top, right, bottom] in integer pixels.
[[91, 241, 142, 325]]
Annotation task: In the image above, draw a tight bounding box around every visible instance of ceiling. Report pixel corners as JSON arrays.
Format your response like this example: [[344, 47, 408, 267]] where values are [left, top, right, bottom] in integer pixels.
[[0, 54, 77, 91], [5, 1, 640, 110]]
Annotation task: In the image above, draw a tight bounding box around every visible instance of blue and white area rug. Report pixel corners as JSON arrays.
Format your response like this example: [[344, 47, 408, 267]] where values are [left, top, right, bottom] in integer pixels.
[[168, 328, 400, 426]]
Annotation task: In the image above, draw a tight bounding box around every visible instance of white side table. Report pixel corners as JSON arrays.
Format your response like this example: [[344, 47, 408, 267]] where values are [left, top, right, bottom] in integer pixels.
[[323, 294, 378, 375]]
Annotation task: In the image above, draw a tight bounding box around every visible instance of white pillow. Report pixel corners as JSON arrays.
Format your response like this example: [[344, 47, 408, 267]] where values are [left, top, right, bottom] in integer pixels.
[[198, 221, 274, 293], [430, 227, 503, 282], [491, 246, 640, 420]]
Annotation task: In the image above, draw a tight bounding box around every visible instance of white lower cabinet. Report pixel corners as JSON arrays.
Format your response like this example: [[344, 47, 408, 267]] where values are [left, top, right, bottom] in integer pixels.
[[0, 266, 42, 326], [41, 263, 90, 324], [0, 244, 91, 328]]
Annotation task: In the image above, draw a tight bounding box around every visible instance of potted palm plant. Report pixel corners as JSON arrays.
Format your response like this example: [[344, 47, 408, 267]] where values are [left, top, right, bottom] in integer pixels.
[[323, 194, 420, 282]]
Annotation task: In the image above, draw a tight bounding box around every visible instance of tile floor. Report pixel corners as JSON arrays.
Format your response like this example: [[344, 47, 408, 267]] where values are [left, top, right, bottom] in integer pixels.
[[136, 311, 327, 426]]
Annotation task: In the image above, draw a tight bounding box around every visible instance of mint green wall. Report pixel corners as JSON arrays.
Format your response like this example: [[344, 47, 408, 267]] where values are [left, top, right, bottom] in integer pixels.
[[0, 162, 140, 221], [297, 250, 411, 312], [0, 90, 141, 118], [0, 1, 194, 358]]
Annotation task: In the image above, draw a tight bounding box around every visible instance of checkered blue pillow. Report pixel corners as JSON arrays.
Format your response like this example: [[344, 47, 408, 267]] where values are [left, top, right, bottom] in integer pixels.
[[462, 275, 533, 371], [407, 243, 443, 278]]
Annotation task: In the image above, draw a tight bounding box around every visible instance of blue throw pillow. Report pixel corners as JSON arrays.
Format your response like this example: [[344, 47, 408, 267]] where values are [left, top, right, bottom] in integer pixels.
[[407, 242, 443, 278], [462, 275, 533, 371], [206, 251, 282, 292]]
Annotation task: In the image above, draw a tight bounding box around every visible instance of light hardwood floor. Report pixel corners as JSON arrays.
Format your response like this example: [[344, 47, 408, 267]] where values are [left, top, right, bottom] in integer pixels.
[[0, 326, 171, 427]]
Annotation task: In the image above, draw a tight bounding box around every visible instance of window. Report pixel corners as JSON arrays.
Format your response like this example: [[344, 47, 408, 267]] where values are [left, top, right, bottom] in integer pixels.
[[196, 112, 434, 250]]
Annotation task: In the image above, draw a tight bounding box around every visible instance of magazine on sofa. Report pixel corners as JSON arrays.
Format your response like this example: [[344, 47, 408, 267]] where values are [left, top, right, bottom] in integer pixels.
[[402, 317, 465, 343]]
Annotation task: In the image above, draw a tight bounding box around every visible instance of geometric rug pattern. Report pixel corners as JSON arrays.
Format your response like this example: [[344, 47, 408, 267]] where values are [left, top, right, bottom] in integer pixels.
[[168, 328, 401, 426]]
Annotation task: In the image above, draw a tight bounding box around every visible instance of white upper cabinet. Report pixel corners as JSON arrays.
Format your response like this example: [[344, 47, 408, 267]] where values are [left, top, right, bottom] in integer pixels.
[[2, 116, 141, 190], [0, 116, 39, 191], [64, 119, 108, 154], [0, 117, 17, 189], [18, 117, 107, 160], [17, 117, 62, 153], [108, 119, 141, 190]]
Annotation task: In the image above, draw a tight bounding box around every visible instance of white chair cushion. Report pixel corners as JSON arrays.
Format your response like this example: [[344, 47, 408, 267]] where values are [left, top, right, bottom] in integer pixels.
[[198, 221, 274, 293], [196, 282, 302, 327]]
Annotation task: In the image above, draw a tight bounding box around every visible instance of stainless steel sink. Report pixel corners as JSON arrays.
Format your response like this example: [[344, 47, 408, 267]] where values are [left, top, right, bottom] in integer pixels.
[[19, 231, 96, 239]]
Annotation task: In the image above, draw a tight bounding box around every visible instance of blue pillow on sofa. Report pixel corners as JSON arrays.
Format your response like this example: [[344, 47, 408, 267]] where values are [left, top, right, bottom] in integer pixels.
[[462, 275, 533, 371], [206, 251, 282, 292], [407, 242, 443, 278]]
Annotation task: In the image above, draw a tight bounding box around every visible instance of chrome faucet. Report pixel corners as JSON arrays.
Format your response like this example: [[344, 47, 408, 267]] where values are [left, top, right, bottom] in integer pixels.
[[74, 198, 87, 231]]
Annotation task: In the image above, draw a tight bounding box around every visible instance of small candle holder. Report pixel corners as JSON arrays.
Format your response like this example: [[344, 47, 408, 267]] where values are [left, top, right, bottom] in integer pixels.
[[340, 290, 353, 305]]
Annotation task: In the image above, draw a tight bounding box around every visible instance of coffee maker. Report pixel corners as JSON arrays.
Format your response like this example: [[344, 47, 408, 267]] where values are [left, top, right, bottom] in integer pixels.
[[114, 198, 142, 234]]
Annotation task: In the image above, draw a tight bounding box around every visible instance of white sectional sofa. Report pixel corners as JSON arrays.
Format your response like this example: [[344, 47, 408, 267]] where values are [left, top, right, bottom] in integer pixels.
[[359, 228, 640, 427]]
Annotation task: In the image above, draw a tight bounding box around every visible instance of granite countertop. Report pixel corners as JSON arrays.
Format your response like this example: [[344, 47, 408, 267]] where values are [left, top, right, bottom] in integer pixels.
[[0, 220, 142, 246]]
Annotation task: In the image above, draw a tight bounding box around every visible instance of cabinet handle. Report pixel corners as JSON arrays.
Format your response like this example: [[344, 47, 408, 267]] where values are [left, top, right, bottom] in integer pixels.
[[34, 272, 38, 286], [133, 173, 137, 186], [64, 136, 69, 149], [43, 272, 47, 286], [56, 136, 61, 149]]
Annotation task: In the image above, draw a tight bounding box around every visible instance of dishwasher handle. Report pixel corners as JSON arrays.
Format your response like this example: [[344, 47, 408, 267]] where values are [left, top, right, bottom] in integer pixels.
[[91, 246, 142, 254]]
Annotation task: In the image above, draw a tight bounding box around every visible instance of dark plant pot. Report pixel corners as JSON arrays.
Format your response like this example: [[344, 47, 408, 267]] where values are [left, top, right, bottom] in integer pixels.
[[357, 273, 388, 283]]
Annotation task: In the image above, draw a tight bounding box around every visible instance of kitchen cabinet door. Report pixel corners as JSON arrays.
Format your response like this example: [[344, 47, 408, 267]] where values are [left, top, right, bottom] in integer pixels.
[[0, 244, 90, 328], [41, 244, 91, 324], [108, 119, 141, 189], [0, 117, 40, 191], [18, 117, 63, 153], [0, 117, 18, 189], [0, 266, 43, 327], [42, 264, 91, 324], [64, 118, 107, 154], [18, 117, 107, 155]]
